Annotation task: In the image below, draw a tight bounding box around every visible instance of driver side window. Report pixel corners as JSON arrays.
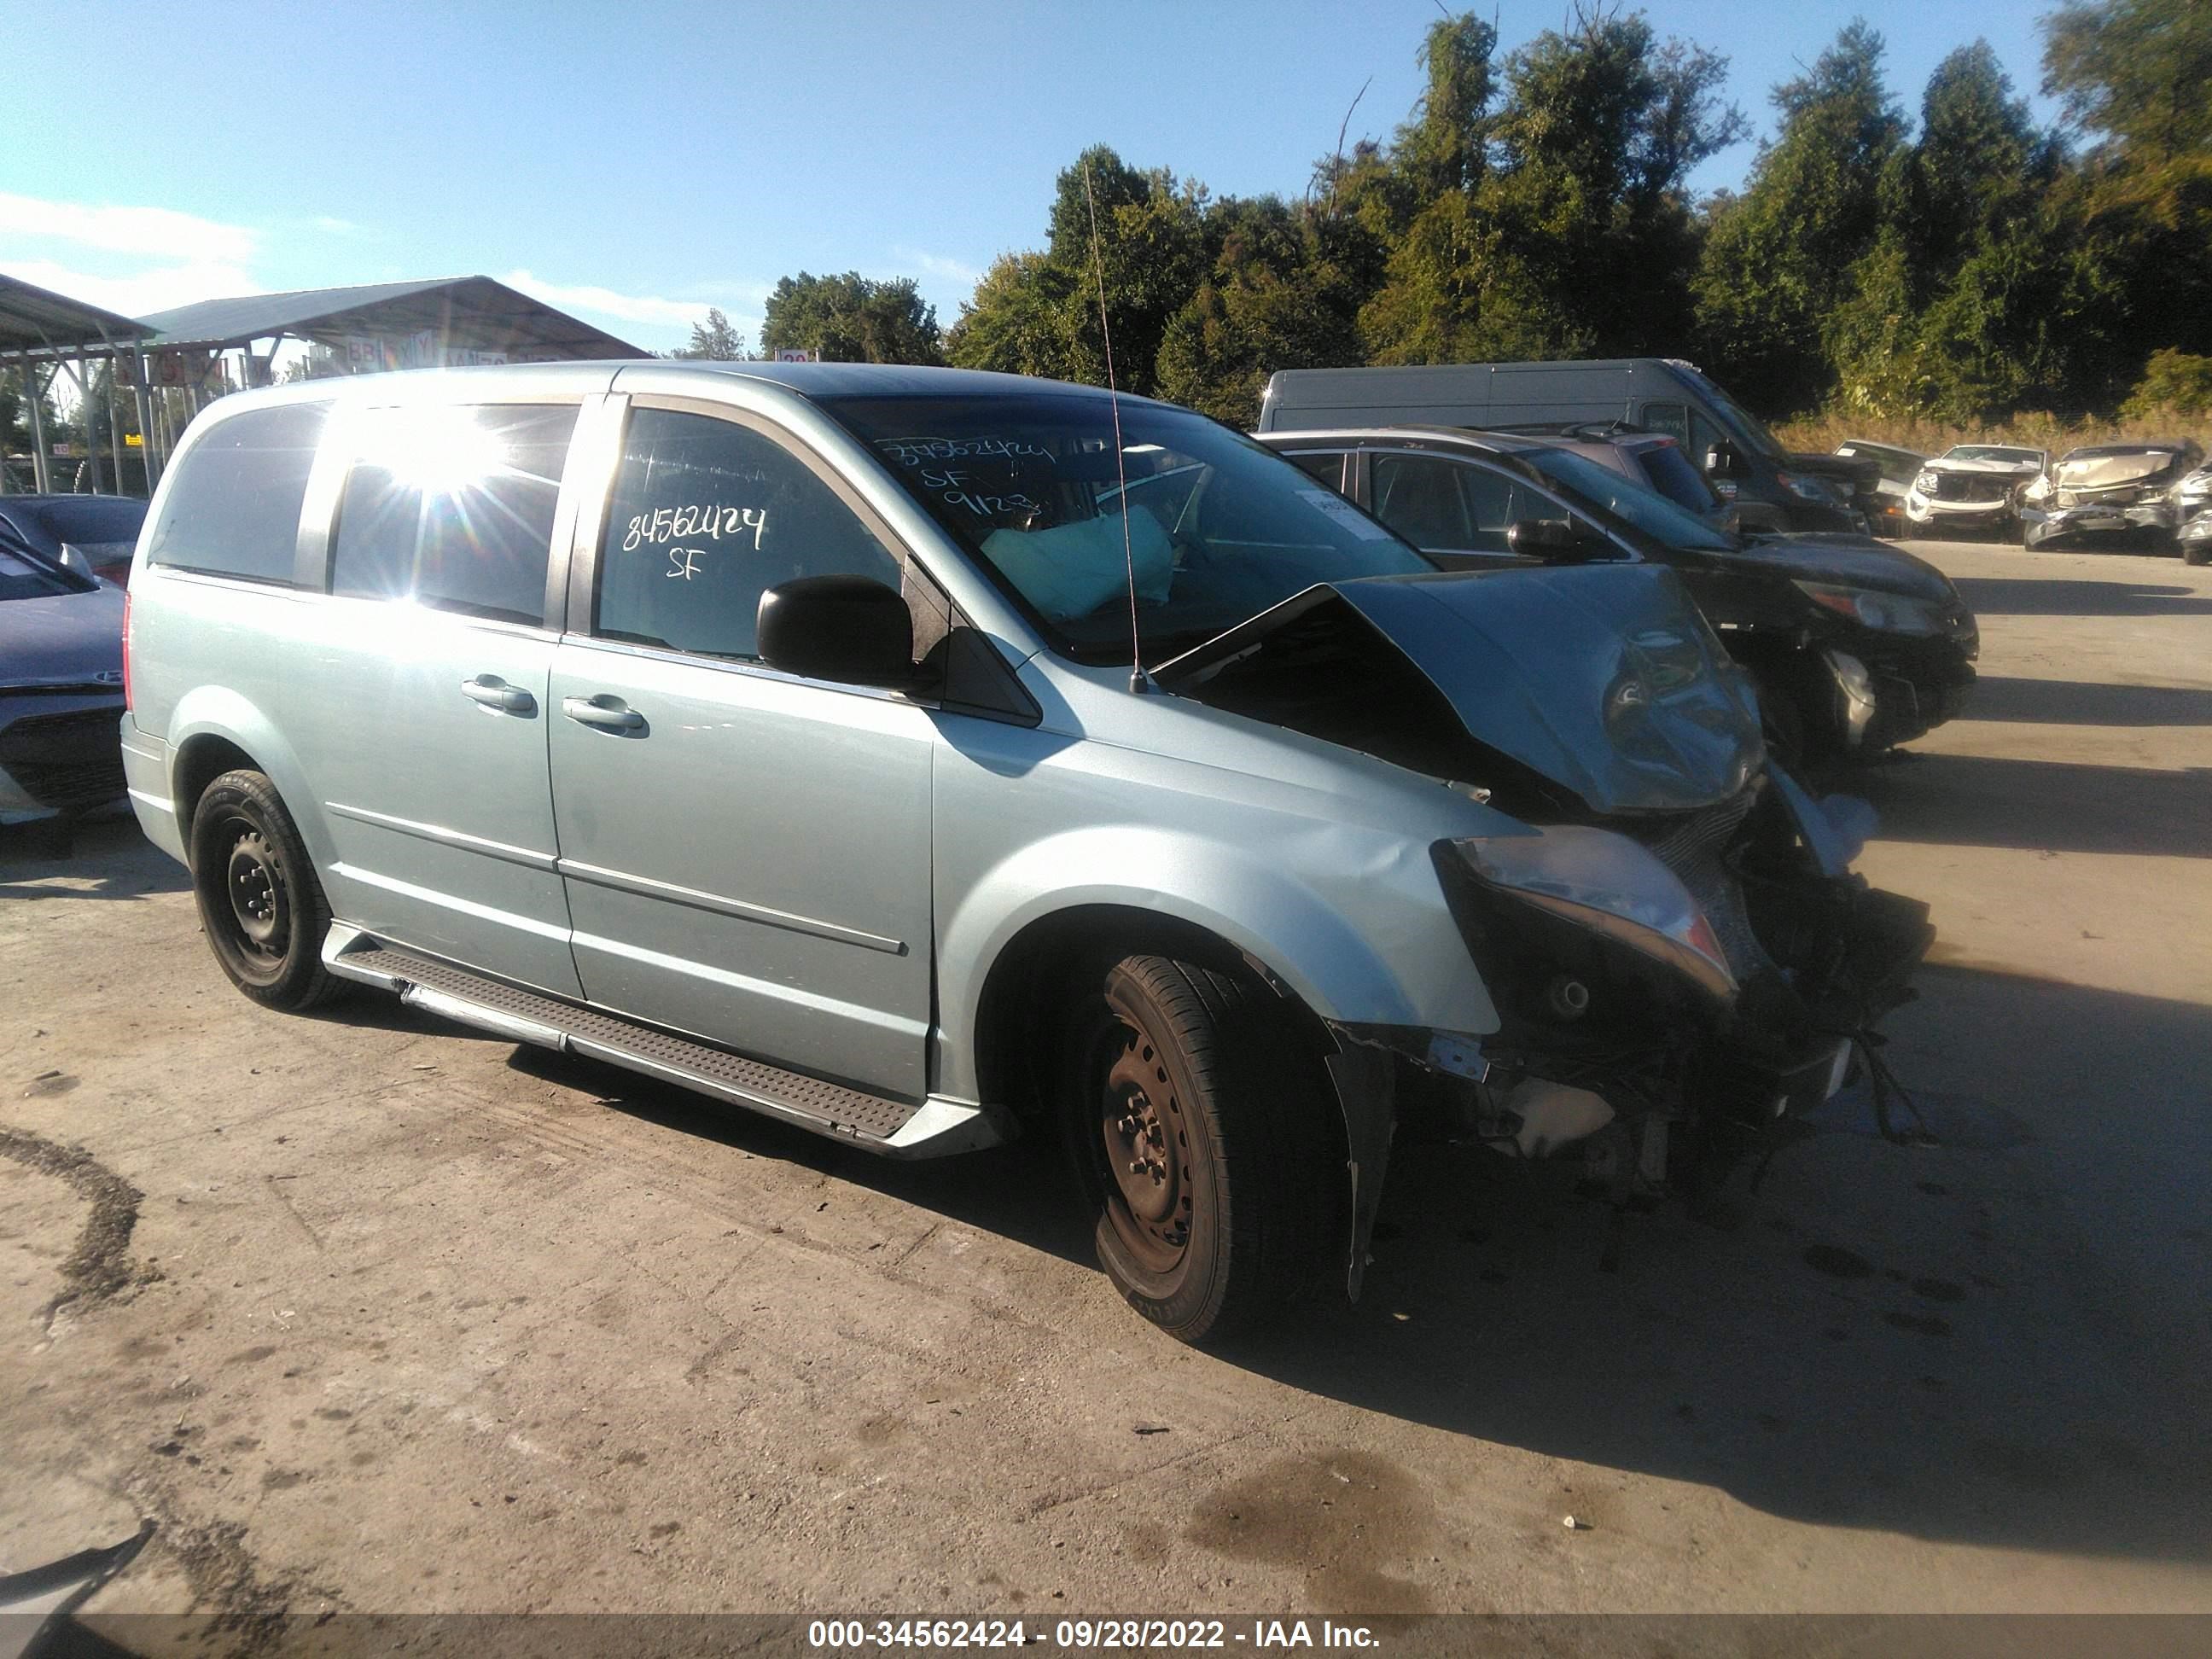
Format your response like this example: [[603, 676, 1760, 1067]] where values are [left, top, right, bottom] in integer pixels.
[[595, 408, 901, 661]]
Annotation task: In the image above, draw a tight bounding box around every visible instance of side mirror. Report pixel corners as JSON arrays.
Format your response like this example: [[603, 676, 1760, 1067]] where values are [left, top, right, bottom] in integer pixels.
[[757, 574, 915, 689], [1704, 441, 1744, 480], [55, 543, 98, 579], [1506, 517, 1598, 560]]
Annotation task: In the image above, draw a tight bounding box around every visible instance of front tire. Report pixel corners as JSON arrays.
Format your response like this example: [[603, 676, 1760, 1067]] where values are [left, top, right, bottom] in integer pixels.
[[189, 769, 343, 1010], [1062, 953, 1332, 1345]]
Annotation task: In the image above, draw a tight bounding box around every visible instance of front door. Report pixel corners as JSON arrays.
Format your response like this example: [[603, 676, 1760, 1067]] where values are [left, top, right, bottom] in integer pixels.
[[291, 400, 584, 997], [547, 402, 934, 1101]]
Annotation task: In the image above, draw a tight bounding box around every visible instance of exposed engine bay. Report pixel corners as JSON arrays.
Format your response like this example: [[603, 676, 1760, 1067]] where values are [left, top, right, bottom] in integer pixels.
[[1159, 565, 1934, 1221]]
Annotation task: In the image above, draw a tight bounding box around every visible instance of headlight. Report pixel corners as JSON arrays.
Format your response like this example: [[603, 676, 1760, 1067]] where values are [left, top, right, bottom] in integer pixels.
[[2056, 489, 2078, 509], [1793, 580, 1947, 636], [1441, 827, 1736, 1005], [1778, 471, 1839, 504], [1914, 470, 1940, 493]]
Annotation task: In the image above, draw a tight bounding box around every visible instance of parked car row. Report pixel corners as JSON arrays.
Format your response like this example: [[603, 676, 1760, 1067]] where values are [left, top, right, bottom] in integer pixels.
[[1832, 434, 2210, 560]]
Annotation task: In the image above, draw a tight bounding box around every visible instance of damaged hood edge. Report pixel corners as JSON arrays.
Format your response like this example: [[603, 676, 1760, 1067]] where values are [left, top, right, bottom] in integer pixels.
[[1158, 567, 1766, 818]]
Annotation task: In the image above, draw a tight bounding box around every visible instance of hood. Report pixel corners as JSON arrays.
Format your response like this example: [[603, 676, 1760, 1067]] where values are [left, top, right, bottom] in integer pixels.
[[1789, 451, 1877, 488], [1159, 565, 1763, 817], [2055, 451, 2185, 489], [0, 585, 126, 688], [1730, 532, 1957, 601], [1925, 456, 2041, 475]]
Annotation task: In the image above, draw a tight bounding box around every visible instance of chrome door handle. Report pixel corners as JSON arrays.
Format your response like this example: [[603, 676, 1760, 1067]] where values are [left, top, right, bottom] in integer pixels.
[[562, 695, 645, 731], [461, 675, 535, 713]]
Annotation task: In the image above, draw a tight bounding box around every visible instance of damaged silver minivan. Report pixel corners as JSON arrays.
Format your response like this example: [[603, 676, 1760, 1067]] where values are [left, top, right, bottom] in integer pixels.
[[120, 363, 1930, 1343]]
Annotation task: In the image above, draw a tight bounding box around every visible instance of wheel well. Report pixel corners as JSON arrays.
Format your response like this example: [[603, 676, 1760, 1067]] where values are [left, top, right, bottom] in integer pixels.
[[972, 905, 1332, 1123], [172, 736, 260, 856]]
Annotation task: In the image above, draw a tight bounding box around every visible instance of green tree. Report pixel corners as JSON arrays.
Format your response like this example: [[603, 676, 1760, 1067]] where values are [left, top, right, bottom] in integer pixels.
[[675, 307, 749, 360], [2042, 0, 2212, 163], [1361, 9, 1743, 365], [1154, 195, 1368, 422], [1695, 20, 1907, 413], [2122, 347, 2212, 419], [760, 273, 943, 364], [947, 145, 1207, 395], [1829, 42, 2059, 420]]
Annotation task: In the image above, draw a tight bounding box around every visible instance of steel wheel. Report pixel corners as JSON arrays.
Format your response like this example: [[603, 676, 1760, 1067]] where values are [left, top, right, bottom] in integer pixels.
[[1095, 1010, 1196, 1276], [220, 823, 289, 967], [188, 768, 343, 1010]]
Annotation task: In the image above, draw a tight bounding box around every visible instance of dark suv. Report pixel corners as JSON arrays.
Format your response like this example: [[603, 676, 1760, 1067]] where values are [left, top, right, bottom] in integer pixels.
[[1258, 427, 1978, 765]]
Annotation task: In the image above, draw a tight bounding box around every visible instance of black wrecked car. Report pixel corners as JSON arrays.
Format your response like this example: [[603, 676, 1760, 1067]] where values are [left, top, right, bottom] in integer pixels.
[[1257, 426, 1978, 767]]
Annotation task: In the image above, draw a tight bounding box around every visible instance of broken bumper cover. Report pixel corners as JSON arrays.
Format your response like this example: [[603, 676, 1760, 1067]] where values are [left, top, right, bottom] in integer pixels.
[[1417, 795, 1933, 1168], [1825, 637, 1976, 750], [2023, 499, 2180, 545]]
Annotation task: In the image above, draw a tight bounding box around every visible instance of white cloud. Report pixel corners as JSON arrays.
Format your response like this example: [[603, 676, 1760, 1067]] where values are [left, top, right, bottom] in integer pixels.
[[0, 191, 256, 264], [894, 246, 983, 286], [502, 268, 746, 329], [1, 257, 264, 320]]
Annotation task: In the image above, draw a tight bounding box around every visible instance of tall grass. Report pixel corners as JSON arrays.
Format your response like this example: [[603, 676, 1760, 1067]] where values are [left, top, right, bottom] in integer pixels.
[[1774, 409, 2210, 458]]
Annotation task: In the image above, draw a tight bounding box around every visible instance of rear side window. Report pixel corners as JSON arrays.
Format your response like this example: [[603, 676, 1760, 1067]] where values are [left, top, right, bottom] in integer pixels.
[[594, 408, 900, 661], [1634, 445, 1718, 514], [1284, 450, 1347, 490], [147, 401, 329, 583], [330, 404, 579, 626]]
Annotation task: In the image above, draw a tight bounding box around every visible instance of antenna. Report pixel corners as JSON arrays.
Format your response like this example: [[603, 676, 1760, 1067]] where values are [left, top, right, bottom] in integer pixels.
[[1081, 160, 1147, 694]]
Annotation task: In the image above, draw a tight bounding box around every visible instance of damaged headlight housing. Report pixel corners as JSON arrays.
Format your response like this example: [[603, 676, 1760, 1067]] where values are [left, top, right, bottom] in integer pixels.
[[1913, 469, 1940, 494], [1778, 470, 1842, 504], [1793, 580, 1946, 636], [1435, 826, 1738, 1014]]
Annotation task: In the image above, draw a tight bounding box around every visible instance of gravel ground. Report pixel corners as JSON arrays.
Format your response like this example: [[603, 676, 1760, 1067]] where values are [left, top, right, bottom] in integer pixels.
[[2, 535, 2208, 1633]]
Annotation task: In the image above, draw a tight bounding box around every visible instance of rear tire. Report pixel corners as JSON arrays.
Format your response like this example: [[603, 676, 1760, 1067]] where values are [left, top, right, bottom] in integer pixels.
[[1062, 953, 1332, 1345], [189, 769, 343, 1010], [2184, 541, 2210, 567]]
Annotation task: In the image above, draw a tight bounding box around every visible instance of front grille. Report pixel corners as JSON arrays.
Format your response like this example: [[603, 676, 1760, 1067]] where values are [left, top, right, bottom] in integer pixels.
[[0, 707, 125, 810], [1929, 472, 2013, 503], [1639, 791, 1771, 980]]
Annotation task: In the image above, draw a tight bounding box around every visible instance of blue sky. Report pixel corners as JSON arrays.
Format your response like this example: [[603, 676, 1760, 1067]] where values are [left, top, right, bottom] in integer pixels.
[[4, 0, 2059, 354]]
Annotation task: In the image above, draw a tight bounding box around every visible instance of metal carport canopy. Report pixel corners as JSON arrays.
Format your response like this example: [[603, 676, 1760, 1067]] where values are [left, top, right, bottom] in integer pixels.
[[0, 272, 153, 358], [0, 272, 157, 497], [134, 274, 649, 359]]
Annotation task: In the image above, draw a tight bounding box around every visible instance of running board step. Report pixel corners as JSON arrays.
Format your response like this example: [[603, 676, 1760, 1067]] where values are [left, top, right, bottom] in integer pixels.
[[322, 927, 1003, 1159]]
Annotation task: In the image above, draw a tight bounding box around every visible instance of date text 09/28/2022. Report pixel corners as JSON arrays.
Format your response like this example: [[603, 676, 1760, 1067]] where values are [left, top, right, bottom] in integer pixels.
[[806, 1619, 1384, 1650]]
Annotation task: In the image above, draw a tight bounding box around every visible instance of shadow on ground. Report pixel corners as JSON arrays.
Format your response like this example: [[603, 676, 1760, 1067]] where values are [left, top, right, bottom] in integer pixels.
[[1951, 576, 2212, 618], [1230, 965, 2211, 1569], [1965, 677, 2212, 728], [1854, 750, 2212, 858], [482, 967, 2212, 1570], [0, 815, 184, 901], [500, 1041, 1096, 1272]]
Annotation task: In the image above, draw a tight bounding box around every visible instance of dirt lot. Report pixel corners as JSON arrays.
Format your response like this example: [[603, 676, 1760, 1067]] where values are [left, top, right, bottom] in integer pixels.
[[3, 536, 2209, 1627]]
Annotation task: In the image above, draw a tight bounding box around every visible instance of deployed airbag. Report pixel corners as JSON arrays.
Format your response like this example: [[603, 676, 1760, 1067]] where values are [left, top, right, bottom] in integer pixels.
[[982, 510, 1173, 621]]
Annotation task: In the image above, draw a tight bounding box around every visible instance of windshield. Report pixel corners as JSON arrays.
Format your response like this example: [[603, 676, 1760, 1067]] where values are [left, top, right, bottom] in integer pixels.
[[821, 393, 1432, 661], [1945, 446, 2042, 466], [1670, 366, 1787, 464], [1518, 445, 1738, 552]]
